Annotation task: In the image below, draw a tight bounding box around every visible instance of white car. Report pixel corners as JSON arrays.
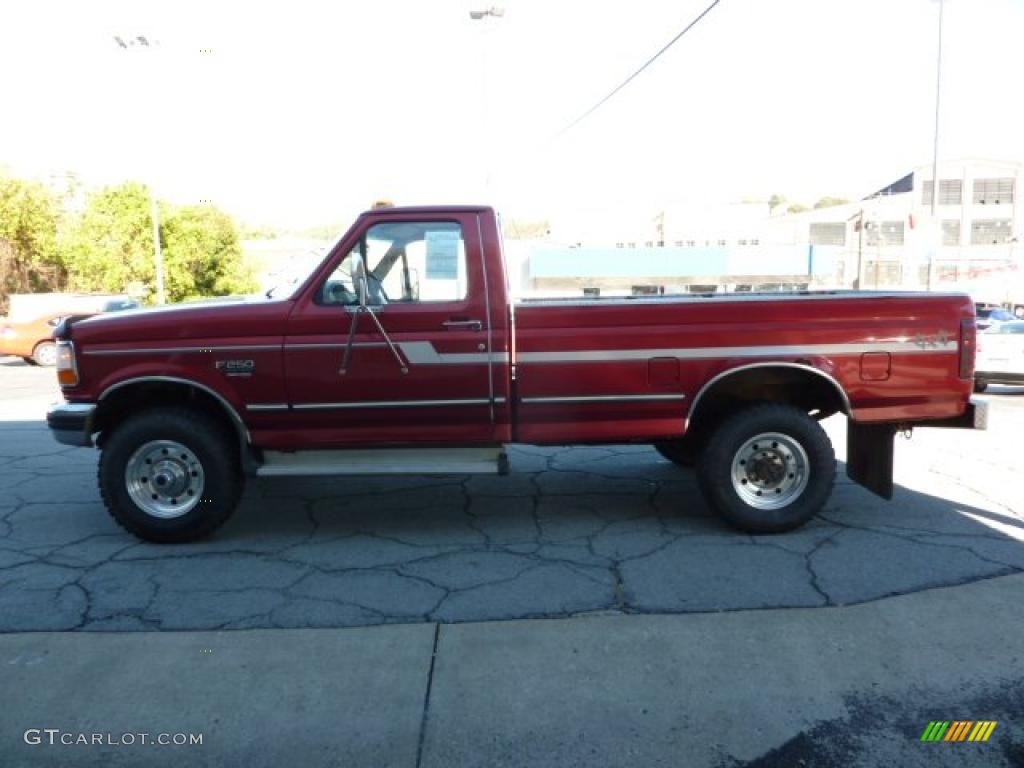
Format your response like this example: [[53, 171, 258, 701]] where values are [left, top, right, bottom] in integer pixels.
[[975, 320, 1024, 391]]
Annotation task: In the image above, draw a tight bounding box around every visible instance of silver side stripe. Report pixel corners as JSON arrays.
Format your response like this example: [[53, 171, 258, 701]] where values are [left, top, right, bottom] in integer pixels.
[[250, 397, 506, 411], [83, 339, 954, 363], [515, 340, 956, 364], [85, 344, 280, 356], [397, 341, 509, 365], [292, 398, 495, 411], [521, 393, 687, 404]]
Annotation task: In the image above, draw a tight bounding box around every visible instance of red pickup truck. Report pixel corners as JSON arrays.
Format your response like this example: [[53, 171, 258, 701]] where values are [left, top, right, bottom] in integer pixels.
[[47, 205, 987, 542]]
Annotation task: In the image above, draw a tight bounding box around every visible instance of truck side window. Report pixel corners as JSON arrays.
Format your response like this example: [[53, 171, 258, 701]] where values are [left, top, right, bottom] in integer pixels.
[[316, 221, 467, 306]]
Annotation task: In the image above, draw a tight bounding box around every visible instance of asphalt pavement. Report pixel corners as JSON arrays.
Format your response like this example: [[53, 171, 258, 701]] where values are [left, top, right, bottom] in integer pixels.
[[1, 356, 1022, 766]]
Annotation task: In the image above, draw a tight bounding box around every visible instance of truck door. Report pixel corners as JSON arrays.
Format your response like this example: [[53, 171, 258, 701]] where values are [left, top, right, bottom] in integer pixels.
[[281, 213, 498, 447]]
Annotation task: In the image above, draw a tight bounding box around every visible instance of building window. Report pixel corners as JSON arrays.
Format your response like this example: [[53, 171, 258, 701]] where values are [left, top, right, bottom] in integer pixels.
[[717, 239, 727, 246], [686, 240, 696, 247], [738, 239, 748, 246], [941, 220, 960, 246], [645, 241, 654, 247], [673, 240, 684, 247], [921, 179, 962, 205], [582, 287, 601, 298], [627, 242, 636, 249], [631, 285, 664, 296], [751, 239, 760, 245], [865, 221, 905, 247], [809, 222, 846, 246], [973, 178, 1015, 205], [615, 242, 624, 248], [970, 219, 1013, 245]]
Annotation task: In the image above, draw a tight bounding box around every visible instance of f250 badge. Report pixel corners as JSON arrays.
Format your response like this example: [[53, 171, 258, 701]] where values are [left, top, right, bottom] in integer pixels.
[[215, 359, 256, 377]]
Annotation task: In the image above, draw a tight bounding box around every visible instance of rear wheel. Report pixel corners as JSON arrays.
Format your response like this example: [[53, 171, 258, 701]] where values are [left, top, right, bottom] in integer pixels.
[[98, 408, 243, 542], [32, 341, 57, 366], [696, 404, 835, 533]]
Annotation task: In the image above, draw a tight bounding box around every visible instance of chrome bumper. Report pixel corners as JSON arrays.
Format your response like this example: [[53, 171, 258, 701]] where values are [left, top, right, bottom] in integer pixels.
[[46, 402, 97, 447]]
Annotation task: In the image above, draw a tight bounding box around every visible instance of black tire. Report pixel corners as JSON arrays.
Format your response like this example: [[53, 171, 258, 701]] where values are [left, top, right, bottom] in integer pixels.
[[973, 378, 988, 393], [654, 438, 698, 467], [696, 404, 835, 534], [31, 341, 57, 366], [21, 356, 39, 366], [98, 407, 243, 543]]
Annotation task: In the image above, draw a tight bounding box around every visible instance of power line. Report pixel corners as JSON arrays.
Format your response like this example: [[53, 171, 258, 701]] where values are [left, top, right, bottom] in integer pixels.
[[555, 0, 724, 138]]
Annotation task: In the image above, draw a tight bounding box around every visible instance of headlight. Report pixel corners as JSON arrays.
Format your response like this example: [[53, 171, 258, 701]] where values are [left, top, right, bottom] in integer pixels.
[[56, 340, 79, 387]]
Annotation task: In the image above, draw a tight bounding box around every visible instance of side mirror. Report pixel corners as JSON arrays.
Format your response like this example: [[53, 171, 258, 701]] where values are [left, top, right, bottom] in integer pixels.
[[350, 252, 369, 307]]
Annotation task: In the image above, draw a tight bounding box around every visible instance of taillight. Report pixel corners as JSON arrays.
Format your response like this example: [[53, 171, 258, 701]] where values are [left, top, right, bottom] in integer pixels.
[[958, 318, 976, 379], [56, 340, 79, 387]]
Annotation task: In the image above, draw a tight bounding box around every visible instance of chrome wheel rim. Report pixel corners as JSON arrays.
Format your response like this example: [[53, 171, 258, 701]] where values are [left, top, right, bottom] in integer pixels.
[[730, 432, 809, 510], [125, 440, 205, 519]]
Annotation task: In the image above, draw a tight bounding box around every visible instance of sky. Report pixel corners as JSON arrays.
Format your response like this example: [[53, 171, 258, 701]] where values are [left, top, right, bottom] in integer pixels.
[[1, 0, 1022, 232]]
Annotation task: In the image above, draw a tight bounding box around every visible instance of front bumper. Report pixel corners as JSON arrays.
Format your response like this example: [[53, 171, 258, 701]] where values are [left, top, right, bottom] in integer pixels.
[[47, 402, 97, 447]]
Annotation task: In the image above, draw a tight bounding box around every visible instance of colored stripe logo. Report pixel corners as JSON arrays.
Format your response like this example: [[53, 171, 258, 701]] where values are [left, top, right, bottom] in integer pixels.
[[920, 721, 997, 742]]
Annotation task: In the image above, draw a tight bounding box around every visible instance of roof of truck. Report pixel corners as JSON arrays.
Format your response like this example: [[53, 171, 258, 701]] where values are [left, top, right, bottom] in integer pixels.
[[360, 204, 493, 216]]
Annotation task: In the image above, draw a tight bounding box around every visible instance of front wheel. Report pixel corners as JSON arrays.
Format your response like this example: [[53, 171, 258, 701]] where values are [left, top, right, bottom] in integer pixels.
[[98, 408, 243, 542], [696, 404, 835, 533]]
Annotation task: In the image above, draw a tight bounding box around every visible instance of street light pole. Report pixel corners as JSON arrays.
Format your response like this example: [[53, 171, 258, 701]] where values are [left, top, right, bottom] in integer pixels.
[[927, 0, 945, 291], [469, 8, 504, 197], [114, 34, 166, 304]]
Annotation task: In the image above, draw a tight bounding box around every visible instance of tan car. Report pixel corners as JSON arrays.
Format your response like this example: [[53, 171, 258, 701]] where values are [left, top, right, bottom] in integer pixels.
[[1, 299, 139, 366]]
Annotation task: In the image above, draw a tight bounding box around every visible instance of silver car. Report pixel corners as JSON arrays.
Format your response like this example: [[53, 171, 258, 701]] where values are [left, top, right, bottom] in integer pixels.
[[975, 320, 1024, 391]]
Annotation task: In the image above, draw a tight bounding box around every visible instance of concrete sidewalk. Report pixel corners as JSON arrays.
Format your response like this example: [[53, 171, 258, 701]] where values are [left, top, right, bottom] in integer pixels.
[[2, 575, 1022, 768]]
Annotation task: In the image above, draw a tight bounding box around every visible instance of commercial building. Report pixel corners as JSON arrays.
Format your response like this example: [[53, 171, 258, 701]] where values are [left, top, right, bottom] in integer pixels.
[[519, 158, 1023, 311]]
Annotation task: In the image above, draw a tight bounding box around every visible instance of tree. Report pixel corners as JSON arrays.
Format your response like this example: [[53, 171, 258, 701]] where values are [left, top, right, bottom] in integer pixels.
[[768, 194, 787, 210], [787, 203, 809, 214], [162, 205, 256, 301], [813, 196, 850, 209], [66, 183, 256, 303], [0, 175, 65, 314], [66, 182, 157, 298]]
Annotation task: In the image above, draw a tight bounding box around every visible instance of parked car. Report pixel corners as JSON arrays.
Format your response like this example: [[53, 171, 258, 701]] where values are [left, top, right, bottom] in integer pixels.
[[975, 320, 1024, 391], [975, 306, 1016, 331], [0, 298, 139, 366]]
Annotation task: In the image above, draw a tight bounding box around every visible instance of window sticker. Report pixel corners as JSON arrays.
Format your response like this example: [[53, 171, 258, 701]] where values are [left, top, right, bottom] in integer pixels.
[[425, 230, 461, 280]]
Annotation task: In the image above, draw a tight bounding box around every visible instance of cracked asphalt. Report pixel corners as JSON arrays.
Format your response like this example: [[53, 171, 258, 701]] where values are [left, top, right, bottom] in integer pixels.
[[2, 356, 1023, 634]]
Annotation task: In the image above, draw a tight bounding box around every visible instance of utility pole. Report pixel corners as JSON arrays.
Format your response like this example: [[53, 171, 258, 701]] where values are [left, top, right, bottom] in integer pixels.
[[469, 8, 505, 197], [927, 0, 945, 291], [113, 34, 166, 304]]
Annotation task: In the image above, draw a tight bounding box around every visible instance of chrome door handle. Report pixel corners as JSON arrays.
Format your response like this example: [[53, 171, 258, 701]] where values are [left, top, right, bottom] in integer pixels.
[[442, 319, 483, 332]]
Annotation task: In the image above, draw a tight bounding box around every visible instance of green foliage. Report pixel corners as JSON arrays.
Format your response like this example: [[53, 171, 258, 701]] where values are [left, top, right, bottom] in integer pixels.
[[238, 224, 280, 240], [813, 196, 850, 209], [768, 194, 786, 209], [787, 203, 809, 214], [66, 182, 156, 298], [64, 182, 255, 304], [0, 175, 64, 313], [162, 205, 256, 301]]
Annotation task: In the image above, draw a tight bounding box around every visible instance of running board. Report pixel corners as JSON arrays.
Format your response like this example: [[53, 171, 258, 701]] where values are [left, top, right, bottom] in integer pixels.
[[256, 447, 509, 477]]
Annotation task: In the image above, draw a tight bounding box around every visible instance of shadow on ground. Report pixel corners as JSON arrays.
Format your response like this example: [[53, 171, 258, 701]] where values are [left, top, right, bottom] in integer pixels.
[[1, 422, 1021, 632]]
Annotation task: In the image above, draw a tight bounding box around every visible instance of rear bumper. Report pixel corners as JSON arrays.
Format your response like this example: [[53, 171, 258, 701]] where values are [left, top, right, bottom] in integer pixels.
[[47, 402, 96, 447]]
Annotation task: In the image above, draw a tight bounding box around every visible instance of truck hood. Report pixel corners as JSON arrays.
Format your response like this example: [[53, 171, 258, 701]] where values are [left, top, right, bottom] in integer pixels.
[[67, 296, 293, 346]]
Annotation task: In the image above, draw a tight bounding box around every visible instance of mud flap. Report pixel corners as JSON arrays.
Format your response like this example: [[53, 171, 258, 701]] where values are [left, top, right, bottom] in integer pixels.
[[846, 421, 897, 500]]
